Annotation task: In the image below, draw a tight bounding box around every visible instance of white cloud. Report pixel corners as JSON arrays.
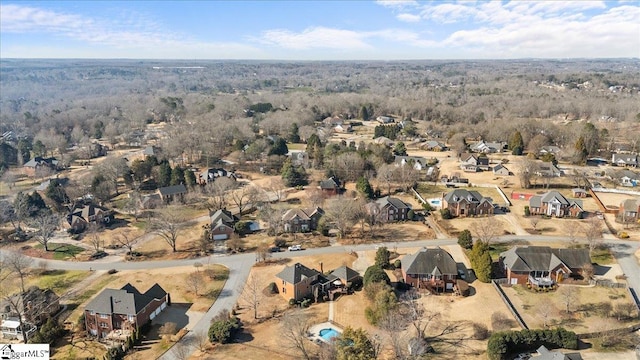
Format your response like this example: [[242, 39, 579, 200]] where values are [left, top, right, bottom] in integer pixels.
[[396, 13, 421, 22], [258, 27, 372, 50], [376, 0, 418, 9]]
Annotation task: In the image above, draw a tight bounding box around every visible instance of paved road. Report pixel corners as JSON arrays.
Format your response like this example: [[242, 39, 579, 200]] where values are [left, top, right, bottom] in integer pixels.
[[2, 235, 638, 359]]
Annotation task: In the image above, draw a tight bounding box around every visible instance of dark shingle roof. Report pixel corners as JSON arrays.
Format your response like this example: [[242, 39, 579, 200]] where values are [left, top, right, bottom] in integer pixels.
[[443, 189, 486, 204], [158, 184, 187, 196], [376, 196, 411, 210], [282, 207, 324, 221], [501, 246, 590, 273], [402, 247, 458, 276], [85, 283, 167, 316], [329, 266, 360, 282], [320, 176, 340, 189], [275, 263, 321, 285], [210, 209, 237, 225]]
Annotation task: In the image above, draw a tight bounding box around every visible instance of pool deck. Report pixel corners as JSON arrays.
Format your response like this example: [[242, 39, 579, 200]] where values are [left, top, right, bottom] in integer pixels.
[[308, 322, 342, 344]]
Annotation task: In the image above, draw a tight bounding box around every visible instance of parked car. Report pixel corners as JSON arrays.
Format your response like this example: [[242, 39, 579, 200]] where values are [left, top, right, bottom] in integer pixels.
[[269, 247, 281, 252], [288, 245, 302, 251]]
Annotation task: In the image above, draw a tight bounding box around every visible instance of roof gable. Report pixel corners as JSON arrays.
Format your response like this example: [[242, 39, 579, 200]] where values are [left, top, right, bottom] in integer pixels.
[[275, 263, 321, 284], [402, 247, 458, 275]]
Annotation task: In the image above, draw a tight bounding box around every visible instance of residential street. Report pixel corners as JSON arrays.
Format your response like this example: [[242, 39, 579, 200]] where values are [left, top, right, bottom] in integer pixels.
[[1, 235, 638, 359]]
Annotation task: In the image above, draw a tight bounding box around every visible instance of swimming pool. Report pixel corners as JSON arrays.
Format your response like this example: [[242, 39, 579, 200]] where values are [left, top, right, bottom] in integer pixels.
[[319, 328, 340, 341]]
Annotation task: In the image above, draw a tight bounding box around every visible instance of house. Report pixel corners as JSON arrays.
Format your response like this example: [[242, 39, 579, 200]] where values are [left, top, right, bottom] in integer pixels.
[[323, 116, 343, 126], [333, 124, 352, 133], [500, 246, 591, 287], [528, 191, 583, 218], [459, 153, 490, 172], [67, 203, 113, 232], [470, 140, 505, 154], [319, 176, 342, 196], [401, 247, 459, 293], [288, 150, 308, 167], [425, 166, 439, 181], [534, 345, 583, 360], [611, 153, 638, 167], [442, 189, 494, 217], [421, 140, 448, 151], [84, 283, 169, 339], [619, 198, 640, 223], [142, 145, 160, 157], [328, 266, 361, 287], [373, 136, 394, 147], [0, 287, 61, 330], [374, 196, 412, 222], [157, 184, 187, 202], [23, 157, 59, 177], [539, 146, 562, 156], [571, 188, 587, 198], [282, 207, 324, 233], [376, 116, 395, 124], [620, 170, 639, 187], [394, 156, 428, 171], [492, 164, 511, 176], [209, 209, 238, 240], [275, 263, 322, 301], [198, 168, 236, 185], [536, 162, 562, 177]]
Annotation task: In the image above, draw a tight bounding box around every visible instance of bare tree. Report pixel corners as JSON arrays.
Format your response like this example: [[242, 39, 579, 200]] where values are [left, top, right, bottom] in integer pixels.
[[185, 272, 203, 296], [159, 322, 178, 339], [267, 178, 286, 202], [558, 286, 578, 314], [376, 164, 396, 196], [564, 223, 580, 247], [583, 217, 603, 255], [306, 187, 324, 208], [470, 217, 501, 245], [537, 303, 557, 328], [87, 223, 104, 253], [114, 230, 138, 255], [150, 208, 185, 252], [323, 196, 359, 239], [280, 310, 314, 360], [379, 308, 407, 359], [225, 234, 245, 252], [240, 273, 264, 320], [4, 252, 32, 293], [193, 329, 210, 353], [517, 157, 538, 189], [230, 184, 252, 215], [204, 177, 236, 211], [29, 213, 60, 252], [529, 217, 540, 232], [259, 204, 284, 236]]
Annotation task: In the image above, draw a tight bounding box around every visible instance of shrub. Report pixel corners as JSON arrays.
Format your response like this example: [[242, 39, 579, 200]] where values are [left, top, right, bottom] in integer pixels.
[[288, 298, 296, 306], [407, 209, 415, 220], [268, 282, 278, 294], [422, 202, 433, 212], [393, 259, 401, 269], [108, 269, 118, 274], [619, 231, 629, 239], [274, 238, 287, 247], [301, 299, 311, 308], [374, 247, 390, 268], [363, 265, 391, 287], [440, 208, 453, 219], [457, 229, 473, 249], [472, 323, 489, 340], [486, 328, 578, 360], [524, 206, 530, 216], [208, 316, 240, 344]]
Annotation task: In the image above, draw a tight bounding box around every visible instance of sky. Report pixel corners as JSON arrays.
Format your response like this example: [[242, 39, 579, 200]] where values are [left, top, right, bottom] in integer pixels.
[[1, 0, 639, 60]]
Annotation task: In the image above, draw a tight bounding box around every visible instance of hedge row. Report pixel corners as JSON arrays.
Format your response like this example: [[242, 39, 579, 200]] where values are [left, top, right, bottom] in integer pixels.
[[487, 328, 578, 360]]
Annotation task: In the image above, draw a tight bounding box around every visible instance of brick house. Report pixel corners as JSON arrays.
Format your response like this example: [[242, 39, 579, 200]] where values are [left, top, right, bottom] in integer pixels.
[[275, 263, 322, 301], [528, 191, 583, 218], [157, 184, 187, 202], [84, 283, 169, 339], [373, 196, 412, 222], [319, 176, 342, 196], [619, 198, 640, 223], [459, 153, 490, 172], [442, 189, 494, 217], [23, 157, 59, 177], [209, 209, 238, 240], [0, 286, 61, 329], [66, 203, 114, 233], [282, 207, 324, 233], [401, 247, 459, 293], [500, 246, 591, 287]]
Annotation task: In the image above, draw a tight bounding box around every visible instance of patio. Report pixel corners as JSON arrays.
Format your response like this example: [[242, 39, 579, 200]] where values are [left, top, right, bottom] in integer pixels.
[[308, 322, 342, 344]]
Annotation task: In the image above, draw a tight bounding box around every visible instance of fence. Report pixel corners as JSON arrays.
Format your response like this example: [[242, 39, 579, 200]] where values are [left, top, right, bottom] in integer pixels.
[[629, 288, 640, 312], [589, 279, 627, 288], [491, 280, 528, 330]]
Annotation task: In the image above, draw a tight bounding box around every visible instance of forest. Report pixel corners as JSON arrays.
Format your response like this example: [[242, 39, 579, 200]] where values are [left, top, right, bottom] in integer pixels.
[[0, 58, 639, 171]]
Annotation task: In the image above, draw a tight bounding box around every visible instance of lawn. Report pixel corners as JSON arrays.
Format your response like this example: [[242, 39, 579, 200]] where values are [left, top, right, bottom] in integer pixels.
[[34, 243, 86, 260], [31, 270, 88, 295]]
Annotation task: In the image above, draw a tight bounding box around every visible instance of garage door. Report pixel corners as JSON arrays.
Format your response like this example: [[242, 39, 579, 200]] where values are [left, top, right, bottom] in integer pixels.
[[160, 302, 167, 310], [150, 312, 156, 320], [213, 234, 228, 240]]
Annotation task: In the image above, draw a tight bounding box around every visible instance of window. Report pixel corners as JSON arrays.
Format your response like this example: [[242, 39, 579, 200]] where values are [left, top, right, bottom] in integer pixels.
[[99, 314, 108, 319], [100, 322, 108, 328], [282, 287, 286, 294], [128, 315, 135, 322], [89, 310, 95, 315]]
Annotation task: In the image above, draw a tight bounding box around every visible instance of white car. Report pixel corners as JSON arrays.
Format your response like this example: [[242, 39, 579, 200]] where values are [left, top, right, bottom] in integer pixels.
[[288, 245, 302, 251]]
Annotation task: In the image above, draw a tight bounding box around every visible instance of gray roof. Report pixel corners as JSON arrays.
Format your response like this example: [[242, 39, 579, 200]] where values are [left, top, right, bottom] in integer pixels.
[[276, 263, 321, 284], [376, 196, 411, 210], [394, 156, 428, 167], [158, 184, 187, 196], [85, 283, 167, 316], [23, 157, 58, 168], [443, 189, 488, 204], [210, 209, 236, 225], [501, 246, 590, 273], [282, 207, 323, 221], [536, 345, 583, 360], [320, 177, 340, 189], [402, 247, 458, 276], [529, 191, 583, 210], [329, 266, 360, 282], [612, 153, 638, 165], [621, 198, 640, 211]]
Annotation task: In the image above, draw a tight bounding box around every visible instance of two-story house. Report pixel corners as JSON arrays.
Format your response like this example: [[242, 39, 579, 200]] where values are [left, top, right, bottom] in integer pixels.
[[442, 189, 494, 217], [528, 191, 583, 218], [611, 153, 638, 167], [209, 209, 238, 240], [67, 203, 114, 233], [619, 198, 640, 223], [459, 153, 490, 172], [394, 156, 428, 171], [282, 207, 324, 233], [84, 283, 168, 339], [401, 247, 459, 293], [374, 196, 412, 222], [275, 263, 322, 301]]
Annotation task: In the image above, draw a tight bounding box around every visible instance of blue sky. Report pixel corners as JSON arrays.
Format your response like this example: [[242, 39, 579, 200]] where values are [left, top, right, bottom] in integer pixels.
[[1, 1, 639, 59]]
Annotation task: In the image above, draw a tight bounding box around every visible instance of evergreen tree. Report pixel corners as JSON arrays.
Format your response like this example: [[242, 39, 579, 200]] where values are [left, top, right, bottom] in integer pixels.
[[32, 140, 46, 157], [288, 123, 301, 143], [269, 138, 289, 156], [281, 159, 308, 187], [457, 229, 473, 249], [574, 136, 588, 164], [356, 176, 374, 199], [17, 138, 32, 164], [510, 131, 524, 155], [157, 162, 172, 187], [393, 141, 407, 156], [184, 169, 197, 186], [470, 241, 492, 283], [359, 105, 370, 121], [170, 167, 185, 185], [336, 327, 377, 360]]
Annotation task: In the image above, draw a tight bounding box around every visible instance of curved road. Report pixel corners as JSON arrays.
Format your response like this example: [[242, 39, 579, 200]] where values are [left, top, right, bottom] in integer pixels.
[[2, 235, 638, 359]]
